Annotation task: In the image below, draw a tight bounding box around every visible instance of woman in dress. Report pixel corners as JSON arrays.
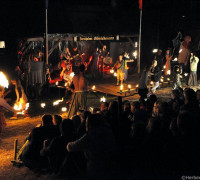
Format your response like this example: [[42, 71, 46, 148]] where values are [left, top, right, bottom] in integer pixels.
[[164, 49, 172, 76]]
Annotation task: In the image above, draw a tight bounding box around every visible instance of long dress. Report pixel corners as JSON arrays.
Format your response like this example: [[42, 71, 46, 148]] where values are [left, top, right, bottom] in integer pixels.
[[165, 54, 172, 76]]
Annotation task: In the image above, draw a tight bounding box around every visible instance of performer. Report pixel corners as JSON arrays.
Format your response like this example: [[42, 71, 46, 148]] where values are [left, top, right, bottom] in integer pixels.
[[0, 86, 15, 134], [114, 53, 133, 86], [188, 52, 199, 87], [138, 66, 151, 98], [154, 49, 164, 70], [150, 60, 162, 93], [68, 64, 88, 119], [172, 65, 182, 90], [164, 49, 172, 76]]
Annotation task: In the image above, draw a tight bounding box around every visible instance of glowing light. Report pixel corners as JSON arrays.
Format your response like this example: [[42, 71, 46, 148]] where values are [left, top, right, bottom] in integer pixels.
[[92, 85, 96, 90], [184, 73, 188, 77], [150, 81, 153, 85], [0, 72, 9, 88], [120, 85, 123, 91], [61, 107, 67, 112], [41, 103, 46, 108], [167, 78, 170, 81], [180, 75, 183, 79], [136, 84, 139, 88], [100, 96, 106, 102], [163, 65, 166, 69], [53, 99, 63, 106], [114, 72, 117, 77], [152, 49, 158, 53], [110, 69, 114, 74], [167, 70, 171, 75], [173, 57, 178, 61], [160, 79, 164, 82], [133, 51, 137, 58], [70, 72, 75, 78], [179, 49, 183, 53], [25, 103, 29, 110], [128, 84, 131, 89], [55, 81, 58, 85]]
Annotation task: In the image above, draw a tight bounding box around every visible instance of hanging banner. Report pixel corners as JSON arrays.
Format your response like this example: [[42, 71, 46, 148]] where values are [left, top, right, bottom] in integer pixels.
[[139, 0, 143, 10]]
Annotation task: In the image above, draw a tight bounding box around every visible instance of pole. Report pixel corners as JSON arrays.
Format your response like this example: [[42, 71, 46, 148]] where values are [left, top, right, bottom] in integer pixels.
[[138, 10, 142, 74], [45, 0, 48, 65]]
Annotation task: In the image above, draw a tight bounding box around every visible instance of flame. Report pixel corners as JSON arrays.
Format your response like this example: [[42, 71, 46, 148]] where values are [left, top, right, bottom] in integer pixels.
[[128, 84, 131, 89], [92, 85, 96, 90], [136, 84, 139, 88], [61, 107, 67, 112], [14, 98, 29, 115], [41, 103, 46, 108], [167, 70, 171, 75], [53, 99, 63, 106], [0, 72, 9, 88], [110, 69, 114, 74]]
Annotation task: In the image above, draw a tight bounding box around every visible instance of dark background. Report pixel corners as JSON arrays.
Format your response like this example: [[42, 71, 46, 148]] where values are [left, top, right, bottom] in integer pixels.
[[0, 0, 200, 74]]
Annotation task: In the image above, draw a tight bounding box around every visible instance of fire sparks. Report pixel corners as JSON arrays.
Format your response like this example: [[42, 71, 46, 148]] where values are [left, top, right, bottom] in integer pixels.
[[0, 72, 9, 88]]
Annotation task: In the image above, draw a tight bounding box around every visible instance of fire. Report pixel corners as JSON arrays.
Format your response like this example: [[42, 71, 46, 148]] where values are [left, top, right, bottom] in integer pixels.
[[92, 85, 96, 90], [53, 99, 63, 106], [0, 72, 9, 88], [14, 98, 29, 115]]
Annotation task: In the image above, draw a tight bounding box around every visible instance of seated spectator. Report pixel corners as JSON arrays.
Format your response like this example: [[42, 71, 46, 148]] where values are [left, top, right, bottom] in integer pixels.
[[67, 114, 118, 180], [72, 115, 81, 134], [196, 89, 200, 108], [131, 101, 148, 125], [180, 88, 199, 112], [168, 89, 184, 116], [21, 115, 58, 169], [53, 114, 62, 136], [77, 111, 91, 138], [40, 119, 75, 174]]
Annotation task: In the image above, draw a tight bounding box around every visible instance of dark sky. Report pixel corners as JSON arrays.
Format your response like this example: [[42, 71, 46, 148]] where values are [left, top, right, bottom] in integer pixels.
[[0, 0, 200, 67]]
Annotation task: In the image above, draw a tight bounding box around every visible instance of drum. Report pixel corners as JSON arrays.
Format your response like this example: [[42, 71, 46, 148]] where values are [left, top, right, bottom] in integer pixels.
[[103, 57, 112, 65]]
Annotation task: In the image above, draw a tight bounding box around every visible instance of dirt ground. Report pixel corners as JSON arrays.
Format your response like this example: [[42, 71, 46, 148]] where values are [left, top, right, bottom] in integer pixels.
[[0, 77, 199, 179]]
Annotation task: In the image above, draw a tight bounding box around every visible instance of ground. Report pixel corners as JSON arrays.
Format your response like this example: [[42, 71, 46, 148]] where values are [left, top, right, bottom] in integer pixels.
[[0, 74, 199, 180]]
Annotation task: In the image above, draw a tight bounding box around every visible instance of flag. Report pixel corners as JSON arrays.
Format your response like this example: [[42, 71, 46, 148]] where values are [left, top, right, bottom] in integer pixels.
[[139, 0, 143, 10]]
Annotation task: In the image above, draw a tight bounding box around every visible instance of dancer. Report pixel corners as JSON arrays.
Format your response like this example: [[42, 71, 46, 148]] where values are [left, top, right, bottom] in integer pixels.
[[114, 53, 133, 86], [150, 60, 162, 93], [188, 52, 199, 87], [68, 64, 88, 119], [138, 66, 151, 98], [172, 65, 182, 90]]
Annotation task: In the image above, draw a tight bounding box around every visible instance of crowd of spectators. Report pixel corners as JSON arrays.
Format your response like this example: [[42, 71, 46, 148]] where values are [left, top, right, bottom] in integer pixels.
[[19, 87, 200, 179]]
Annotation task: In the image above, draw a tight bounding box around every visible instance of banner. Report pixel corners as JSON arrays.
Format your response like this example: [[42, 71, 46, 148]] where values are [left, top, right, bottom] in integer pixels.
[[139, 0, 143, 10]]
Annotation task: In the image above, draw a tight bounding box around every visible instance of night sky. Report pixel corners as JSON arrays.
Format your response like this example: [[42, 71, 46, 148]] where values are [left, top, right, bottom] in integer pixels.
[[0, 0, 200, 70]]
